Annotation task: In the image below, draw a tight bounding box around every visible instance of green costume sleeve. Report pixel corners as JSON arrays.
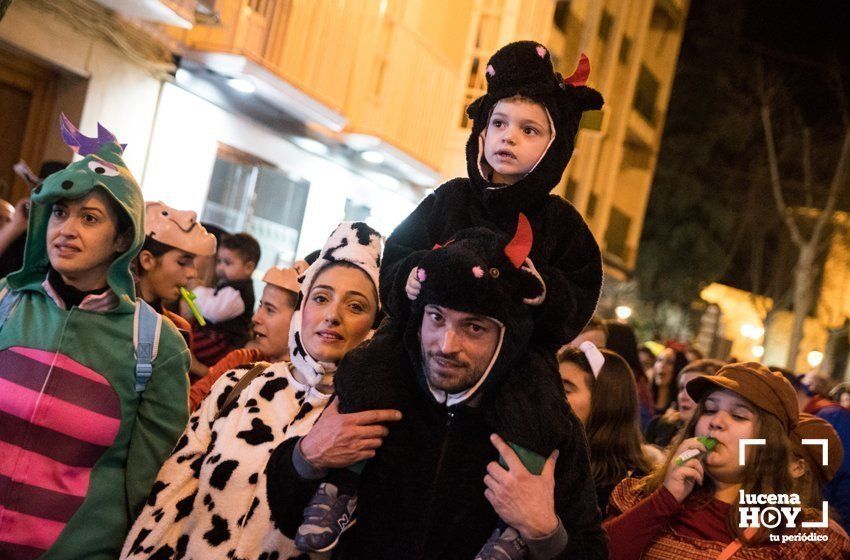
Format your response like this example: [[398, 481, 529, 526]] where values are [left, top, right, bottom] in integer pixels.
[[125, 331, 190, 521]]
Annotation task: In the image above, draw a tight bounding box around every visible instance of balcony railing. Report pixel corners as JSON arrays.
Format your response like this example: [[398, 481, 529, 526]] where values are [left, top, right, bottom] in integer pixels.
[[175, 0, 459, 172]]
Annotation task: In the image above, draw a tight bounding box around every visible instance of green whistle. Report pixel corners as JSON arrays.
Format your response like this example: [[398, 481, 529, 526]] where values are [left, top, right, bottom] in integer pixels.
[[675, 436, 717, 466], [179, 286, 205, 327]]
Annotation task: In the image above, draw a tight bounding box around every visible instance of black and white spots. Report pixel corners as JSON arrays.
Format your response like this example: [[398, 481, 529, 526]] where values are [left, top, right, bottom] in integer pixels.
[[236, 418, 274, 445], [209, 460, 239, 490], [147, 481, 169, 506], [259, 377, 288, 401], [124, 362, 329, 559], [203, 514, 230, 546]]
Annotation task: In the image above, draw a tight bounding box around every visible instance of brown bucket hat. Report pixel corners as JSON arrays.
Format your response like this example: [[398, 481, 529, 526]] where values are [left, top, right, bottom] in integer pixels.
[[793, 412, 844, 482], [686, 361, 799, 433]]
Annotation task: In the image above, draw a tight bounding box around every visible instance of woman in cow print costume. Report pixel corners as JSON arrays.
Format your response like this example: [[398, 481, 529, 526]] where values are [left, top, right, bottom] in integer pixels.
[[120, 222, 382, 560]]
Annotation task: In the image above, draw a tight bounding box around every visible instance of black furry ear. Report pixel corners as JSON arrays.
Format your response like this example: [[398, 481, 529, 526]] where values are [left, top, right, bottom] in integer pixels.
[[574, 86, 604, 111], [518, 267, 545, 302], [466, 96, 486, 120]]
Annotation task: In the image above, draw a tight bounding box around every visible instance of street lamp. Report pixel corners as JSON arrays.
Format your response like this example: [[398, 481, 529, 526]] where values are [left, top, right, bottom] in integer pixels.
[[807, 350, 824, 368], [614, 305, 632, 321]]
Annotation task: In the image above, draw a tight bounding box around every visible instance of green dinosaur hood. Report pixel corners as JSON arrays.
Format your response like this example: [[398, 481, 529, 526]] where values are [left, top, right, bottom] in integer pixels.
[[7, 115, 144, 313]]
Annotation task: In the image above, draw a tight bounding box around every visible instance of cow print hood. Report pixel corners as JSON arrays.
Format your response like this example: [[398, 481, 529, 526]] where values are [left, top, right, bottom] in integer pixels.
[[288, 221, 383, 387]]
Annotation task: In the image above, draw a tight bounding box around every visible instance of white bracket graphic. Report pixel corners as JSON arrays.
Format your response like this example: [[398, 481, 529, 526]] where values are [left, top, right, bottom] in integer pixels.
[[802, 438, 829, 466], [739, 438, 766, 465], [738, 438, 830, 528], [802, 501, 830, 528]]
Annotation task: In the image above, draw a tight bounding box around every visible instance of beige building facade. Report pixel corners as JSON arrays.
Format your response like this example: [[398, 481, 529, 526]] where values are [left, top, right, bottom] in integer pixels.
[[0, 0, 688, 279], [446, 0, 690, 278]]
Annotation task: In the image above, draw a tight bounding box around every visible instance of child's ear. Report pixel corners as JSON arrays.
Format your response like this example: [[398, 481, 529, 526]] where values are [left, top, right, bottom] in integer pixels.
[[138, 249, 157, 271], [246, 260, 257, 274]]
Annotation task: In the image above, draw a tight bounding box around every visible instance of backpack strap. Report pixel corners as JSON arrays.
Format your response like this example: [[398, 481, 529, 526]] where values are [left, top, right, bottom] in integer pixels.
[[0, 286, 22, 333], [215, 361, 271, 420], [133, 299, 163, 393]]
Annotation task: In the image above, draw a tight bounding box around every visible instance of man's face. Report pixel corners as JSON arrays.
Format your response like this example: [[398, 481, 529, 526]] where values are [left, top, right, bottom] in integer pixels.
[[419, 304, 502, 394]]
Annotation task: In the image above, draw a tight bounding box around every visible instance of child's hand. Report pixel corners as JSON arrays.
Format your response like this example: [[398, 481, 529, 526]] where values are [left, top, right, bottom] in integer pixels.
[[521, 257, 546, 306], [405, 267, 422, 300], [663, 437, 707, 502]]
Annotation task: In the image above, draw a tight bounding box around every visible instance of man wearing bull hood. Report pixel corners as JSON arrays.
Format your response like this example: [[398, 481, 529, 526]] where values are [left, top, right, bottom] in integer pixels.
[[266, 224, 606, 560]]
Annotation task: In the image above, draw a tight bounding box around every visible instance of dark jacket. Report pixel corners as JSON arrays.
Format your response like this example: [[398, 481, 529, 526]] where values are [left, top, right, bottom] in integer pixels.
[[381, 178, 601, 353], [267, 324, 607, 560]]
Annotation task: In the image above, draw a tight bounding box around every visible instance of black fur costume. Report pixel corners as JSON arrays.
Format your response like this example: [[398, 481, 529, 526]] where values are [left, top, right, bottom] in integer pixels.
[[337, 41, 605, 456], [268, 227, 606, 559], [381, 40, 604, 353]]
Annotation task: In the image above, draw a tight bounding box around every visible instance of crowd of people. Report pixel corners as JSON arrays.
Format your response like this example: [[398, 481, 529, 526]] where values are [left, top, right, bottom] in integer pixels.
[[0, 40, 849, 560]]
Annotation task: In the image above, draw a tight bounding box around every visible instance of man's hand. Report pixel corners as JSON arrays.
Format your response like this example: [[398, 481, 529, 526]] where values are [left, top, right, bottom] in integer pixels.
[[300, 399, 402, 469], [483, 434, 560, 540]]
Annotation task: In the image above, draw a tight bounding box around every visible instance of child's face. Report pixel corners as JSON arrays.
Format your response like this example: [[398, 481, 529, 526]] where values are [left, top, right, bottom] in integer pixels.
[[694, 389, 757, 483], [483, 99, 552, 185], [215, 247, 255, 282], [141, 248, 197, 303]]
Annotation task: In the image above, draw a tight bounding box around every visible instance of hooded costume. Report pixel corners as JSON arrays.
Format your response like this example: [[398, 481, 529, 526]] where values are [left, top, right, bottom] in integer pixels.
[[381, 40, 604, 351], [121, 222, 382, 560], [0, 116, 191, 559], [267, 226, 607, 560]]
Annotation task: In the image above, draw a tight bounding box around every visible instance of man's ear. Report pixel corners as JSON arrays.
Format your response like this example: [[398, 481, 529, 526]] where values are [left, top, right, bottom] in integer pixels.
[[138, 249, 157, 272]]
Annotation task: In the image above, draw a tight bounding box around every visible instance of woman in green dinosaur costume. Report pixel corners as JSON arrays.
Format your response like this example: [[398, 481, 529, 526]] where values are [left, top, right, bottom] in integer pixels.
[[0, 114, 191, 559]]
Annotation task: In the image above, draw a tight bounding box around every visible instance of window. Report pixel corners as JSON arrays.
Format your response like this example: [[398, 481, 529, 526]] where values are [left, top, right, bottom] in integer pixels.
[[598, 10, 613, 41], [202, 143, 309, 270], [604, 206, 631, 260], [344, 199, 371, 222], [633, 65, 659, 124], [553, 1, 571, 33], [565, 177, 579, 201], [587, 192, 597, 218], [619, 36, 632, 65]]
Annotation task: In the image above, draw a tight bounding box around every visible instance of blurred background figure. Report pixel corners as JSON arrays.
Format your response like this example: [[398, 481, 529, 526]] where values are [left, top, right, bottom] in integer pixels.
[[558, 344, 655, 513], [644, 359, 724, 450], [650, 346, 688, 414], [567, 314, 608, 349], [830, 382, 850, 410], [605, 320, 655, 430]]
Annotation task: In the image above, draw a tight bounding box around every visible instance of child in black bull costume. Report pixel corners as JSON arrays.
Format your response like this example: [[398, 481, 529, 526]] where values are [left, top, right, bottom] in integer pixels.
[[295, 41, 605, 559]]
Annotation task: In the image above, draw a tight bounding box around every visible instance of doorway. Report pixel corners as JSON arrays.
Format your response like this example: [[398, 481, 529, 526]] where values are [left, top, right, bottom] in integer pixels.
[[0, 43, 58, 202]]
